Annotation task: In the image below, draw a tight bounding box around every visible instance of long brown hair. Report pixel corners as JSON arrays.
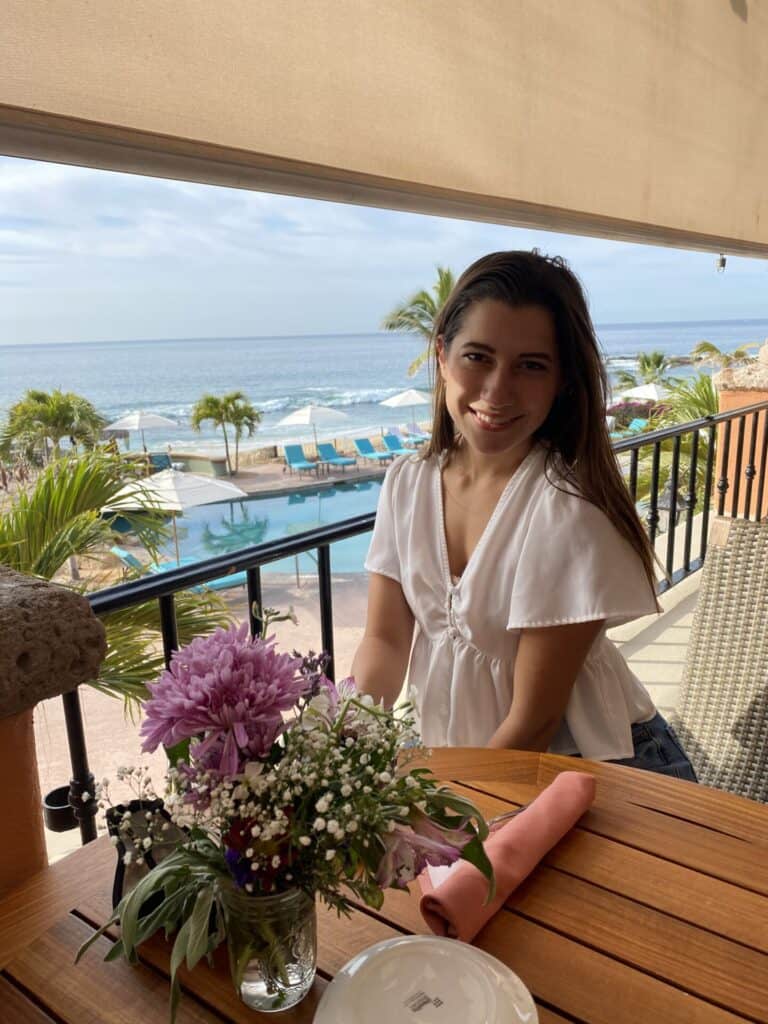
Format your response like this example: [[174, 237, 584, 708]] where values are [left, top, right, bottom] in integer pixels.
[[424, 249, 656, 592]]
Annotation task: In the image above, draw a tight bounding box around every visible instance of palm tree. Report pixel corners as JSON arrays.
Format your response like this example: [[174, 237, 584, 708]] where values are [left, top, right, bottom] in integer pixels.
[[690, 340, 758, 368], [190, 391, 251, 475], [0, 452, 231, 709], [615, 350, 674, 390], [382, 265, 456, 377], [228, 396, 262, 473], [0, 388, 106, 462], [659, 373, 718, 424]]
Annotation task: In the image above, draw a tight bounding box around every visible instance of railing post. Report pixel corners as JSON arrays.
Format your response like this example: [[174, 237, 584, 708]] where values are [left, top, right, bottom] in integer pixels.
[[247, 566, 263, 638], [62, 689, 97, 844], [159, 593, 178, 668], [317, 545, 335, 681]]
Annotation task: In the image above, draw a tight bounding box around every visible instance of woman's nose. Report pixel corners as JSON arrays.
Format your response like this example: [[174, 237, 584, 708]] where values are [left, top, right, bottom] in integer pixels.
[[482, 368, 515, 405]]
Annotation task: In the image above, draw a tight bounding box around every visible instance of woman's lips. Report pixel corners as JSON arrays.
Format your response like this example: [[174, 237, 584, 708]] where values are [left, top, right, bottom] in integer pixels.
[[468, 407, 521, 431]]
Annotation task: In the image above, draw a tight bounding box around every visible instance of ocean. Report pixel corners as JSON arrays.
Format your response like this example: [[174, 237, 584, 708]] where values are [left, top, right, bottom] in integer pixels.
[[2, 320, 767, 454]]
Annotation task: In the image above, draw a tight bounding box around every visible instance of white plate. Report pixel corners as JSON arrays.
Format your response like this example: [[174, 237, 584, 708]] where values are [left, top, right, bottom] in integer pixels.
[[313, 934, 538, 1023]]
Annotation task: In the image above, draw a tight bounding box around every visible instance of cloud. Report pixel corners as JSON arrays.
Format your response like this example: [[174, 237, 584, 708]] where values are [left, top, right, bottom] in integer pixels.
[[0, 155, 766, 344]]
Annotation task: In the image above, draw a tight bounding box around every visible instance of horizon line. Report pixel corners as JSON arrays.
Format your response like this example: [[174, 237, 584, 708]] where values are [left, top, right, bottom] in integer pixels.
[[2, 316, 768, 350]]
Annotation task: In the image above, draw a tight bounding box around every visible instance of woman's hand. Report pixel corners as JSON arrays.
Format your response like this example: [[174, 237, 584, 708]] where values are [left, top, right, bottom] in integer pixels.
[[488, 619, 606, 750], [351, 572, 415, 708]]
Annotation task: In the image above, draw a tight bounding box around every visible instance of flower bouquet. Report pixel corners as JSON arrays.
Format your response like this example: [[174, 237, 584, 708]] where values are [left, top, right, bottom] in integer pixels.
[[77, 619, 493, 1020]]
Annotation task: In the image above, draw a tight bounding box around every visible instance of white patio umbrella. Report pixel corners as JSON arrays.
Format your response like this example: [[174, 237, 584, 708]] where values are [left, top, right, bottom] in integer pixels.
[[379, 388, 431, 426], [105, 469, 247, 563], [104, 410, 179, 449], [277, 404, 350, 454], [619, 382, 669, 403]]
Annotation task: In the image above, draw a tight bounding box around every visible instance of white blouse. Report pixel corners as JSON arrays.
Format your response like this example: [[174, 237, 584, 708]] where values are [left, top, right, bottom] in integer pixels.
[[364, 445, 659, 761]]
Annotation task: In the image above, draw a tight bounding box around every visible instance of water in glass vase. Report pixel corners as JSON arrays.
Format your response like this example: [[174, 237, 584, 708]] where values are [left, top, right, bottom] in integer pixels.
[[221, 883, 317, 1012]]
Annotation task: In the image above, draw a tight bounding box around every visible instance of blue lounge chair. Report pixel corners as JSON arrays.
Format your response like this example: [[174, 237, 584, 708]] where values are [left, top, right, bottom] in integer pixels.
[[284, 444, 319, 476], [148, 452, 172, 472], [353, 438, 394, 463], [316, 442, 356, 473], [627, 418, 649, 433], [111, 546, 246, 592], [382, 433, 413, 456], [406, 422, 430, 443]]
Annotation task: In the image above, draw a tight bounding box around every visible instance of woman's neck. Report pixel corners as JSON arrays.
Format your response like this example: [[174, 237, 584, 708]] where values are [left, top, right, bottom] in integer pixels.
[[446, 438, 535, 485]]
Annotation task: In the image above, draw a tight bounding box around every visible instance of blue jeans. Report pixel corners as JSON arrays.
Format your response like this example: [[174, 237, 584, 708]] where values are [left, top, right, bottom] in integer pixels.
[[572, 712, 698, 782]]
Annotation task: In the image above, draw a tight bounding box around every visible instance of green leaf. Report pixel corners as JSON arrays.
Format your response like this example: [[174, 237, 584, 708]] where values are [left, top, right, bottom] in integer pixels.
[[185, 885, 215, 970], [168, 915, 194, 1024], [74, 909, 120, 963], [459, 834, 496, 903], [164, 737, 192, 767]]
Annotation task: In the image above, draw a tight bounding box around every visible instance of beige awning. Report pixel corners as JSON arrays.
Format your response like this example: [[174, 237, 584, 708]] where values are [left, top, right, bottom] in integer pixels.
[[2, 1, 767, 255]]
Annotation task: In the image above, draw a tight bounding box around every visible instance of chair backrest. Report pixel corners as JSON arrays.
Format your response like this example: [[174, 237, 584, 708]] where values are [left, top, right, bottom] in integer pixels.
[[284, 444, 309, 463], [110, 545, 144, 571], [407, 422, 428, 436], [670, 518, 768, 802], [354, 438, 375, 455], [149, 452, 172, 472], [316, 443, 338, 460], [382, 434, 403, 451], [628, 418, 648, 431]]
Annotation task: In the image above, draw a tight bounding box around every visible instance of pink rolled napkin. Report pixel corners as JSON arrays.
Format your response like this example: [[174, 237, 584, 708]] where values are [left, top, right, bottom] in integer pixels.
[[419, 771, 596, 941]]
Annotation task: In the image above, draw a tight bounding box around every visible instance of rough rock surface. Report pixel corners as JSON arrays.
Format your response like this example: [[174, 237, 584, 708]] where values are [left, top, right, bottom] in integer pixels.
[[0, 569, 106, 718], [715, 340, 768, 391]]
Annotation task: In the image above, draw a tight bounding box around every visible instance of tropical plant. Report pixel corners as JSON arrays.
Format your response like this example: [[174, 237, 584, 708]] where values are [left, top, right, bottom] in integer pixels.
[[615, 350, 675, 390], [228, 396, 262, 473], [0, 388, 106, 462], [0, 451, 231, 708], [659, 372, 719, 424], [382, 265, 456, 377], [190, 391, 259, 475], [690, 340, 758, 368]]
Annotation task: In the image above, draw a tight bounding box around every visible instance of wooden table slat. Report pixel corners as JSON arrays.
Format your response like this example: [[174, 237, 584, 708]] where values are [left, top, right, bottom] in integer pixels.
[[450, 783, 768, 953], [468, 777, 768, 896], [0, 974, 58, 1023], [6, 914, 223, 1023], [509, 866, 768, 1021]]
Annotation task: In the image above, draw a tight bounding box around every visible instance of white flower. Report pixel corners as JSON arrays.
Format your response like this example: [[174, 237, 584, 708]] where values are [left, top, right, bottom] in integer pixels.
[[315, 796, 330, 814], [81, 792, 91, 803], [313, 817, 326, 831], [245, 848, 254, 858], [244, 761, 264, 780], [123, 852, 133, 865], [271, 855, 281, 869], [325, 849, 336, 861], [340, 784, 352, 797], [360, 694, 375, 707], [326, 819, 340, 835], [142, 836, 152, 850], [405, 776, 418, 788], [250, 824, 262, 837], [299, 835, 312, 847], [347, 821, 358, 833], [110, 835, 119, 846], [245, 883, 254, 893], [378, 771, 392, 784]]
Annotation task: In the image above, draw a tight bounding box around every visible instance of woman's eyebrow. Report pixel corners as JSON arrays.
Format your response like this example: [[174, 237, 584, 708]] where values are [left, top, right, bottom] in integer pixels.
[[462, 340, 553, 360]]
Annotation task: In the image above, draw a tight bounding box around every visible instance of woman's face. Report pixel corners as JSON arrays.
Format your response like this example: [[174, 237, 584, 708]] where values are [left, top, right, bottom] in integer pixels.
[[437, 299, 561, 461]]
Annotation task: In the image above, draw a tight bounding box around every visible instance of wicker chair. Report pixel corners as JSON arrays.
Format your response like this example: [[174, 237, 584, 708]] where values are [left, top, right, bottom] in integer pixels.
[[669, 517, 768, 802]]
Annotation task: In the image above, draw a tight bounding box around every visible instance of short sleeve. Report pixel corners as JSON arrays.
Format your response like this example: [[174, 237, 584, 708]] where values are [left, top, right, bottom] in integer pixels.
[[364, 457, 407, 583], [506, 486, 660, 630]]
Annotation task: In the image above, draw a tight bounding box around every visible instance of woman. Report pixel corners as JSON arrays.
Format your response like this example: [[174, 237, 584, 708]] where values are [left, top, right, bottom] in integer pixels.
[[352, 250, 696, 780]]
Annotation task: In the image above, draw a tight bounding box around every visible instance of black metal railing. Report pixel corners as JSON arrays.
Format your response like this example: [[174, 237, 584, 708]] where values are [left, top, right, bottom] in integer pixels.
[[52, 400, 768, 844]]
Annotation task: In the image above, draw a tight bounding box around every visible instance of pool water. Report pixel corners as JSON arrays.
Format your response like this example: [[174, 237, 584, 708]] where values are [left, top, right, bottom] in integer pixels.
[[162, 480, 382, 575]]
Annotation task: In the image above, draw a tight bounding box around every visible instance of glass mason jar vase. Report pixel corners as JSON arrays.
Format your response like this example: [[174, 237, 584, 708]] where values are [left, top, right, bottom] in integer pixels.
[[220, 882, 317, 1013]]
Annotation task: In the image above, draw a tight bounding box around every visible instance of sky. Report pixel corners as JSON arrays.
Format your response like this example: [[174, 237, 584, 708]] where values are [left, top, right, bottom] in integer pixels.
[[1, 155, 767, 346]]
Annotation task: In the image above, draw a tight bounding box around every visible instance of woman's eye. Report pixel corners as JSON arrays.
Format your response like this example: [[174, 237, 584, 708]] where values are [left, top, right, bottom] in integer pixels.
[[463, 352, 489, 363], [520, 360, 547, 372]]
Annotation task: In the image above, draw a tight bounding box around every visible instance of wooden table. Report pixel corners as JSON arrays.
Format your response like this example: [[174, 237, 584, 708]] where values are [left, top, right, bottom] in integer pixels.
[[2, 750, 767, 1023]]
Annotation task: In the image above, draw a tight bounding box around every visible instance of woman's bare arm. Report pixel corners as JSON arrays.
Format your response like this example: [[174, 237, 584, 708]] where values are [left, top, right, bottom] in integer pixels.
[[351, 572, 415, 708], [488, 619, 605, 750]]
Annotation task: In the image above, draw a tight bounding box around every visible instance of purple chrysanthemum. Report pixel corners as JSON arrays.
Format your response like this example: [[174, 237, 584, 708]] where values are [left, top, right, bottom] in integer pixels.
[[140, 622, 306, 774]]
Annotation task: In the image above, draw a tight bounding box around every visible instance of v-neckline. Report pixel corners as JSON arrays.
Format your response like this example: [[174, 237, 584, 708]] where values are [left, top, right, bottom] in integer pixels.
[[435, 446, 536, 589]]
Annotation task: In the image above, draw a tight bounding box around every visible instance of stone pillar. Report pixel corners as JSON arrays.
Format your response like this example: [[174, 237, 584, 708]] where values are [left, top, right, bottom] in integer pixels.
[[713, 342, 768, 521], [0, 569, 106, 894]]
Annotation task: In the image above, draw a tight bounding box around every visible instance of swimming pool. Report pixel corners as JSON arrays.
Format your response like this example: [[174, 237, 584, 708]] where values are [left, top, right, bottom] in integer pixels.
[[160, 480, 382, 575]]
